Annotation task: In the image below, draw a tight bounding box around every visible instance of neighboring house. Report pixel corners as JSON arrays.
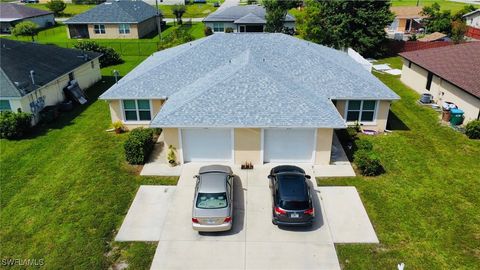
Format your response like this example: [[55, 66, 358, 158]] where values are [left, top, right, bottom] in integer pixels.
[[399, 42, 480, 122], [463, 9, 480, 39], [203, 5, 295, 33], [0, 39, 102, 124], [64, 1, 160, 39], [99, 34, 399, 165], [388, 6, 425, 34], [0, 3, 55, 34]]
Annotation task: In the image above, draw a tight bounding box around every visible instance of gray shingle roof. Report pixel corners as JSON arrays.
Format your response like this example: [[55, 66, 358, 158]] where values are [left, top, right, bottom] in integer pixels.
[[203, 5, 294, 23], [234, 13, 266, 24], [65, 1, 158, 24], [0, 39, 101, 98], [0, 3, 52, 22], [100, 33, 399, 128]]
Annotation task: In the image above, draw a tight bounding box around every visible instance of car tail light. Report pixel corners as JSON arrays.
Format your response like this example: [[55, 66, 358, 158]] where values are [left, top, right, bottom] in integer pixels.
[[192, 218, 199, 223], [274, 207, 287, 215], [224, 216, 232, 223], [304, 208, 314, 215]]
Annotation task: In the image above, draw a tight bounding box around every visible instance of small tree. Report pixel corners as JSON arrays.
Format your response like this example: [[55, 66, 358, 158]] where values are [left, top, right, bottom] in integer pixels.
[[204, 26, 213, 36], [11, 21, 38, 42], [451, 20, 467, 44], [421, 3, 452, 34], [172, 4, 186, 25], [46, 0, 67, 16]]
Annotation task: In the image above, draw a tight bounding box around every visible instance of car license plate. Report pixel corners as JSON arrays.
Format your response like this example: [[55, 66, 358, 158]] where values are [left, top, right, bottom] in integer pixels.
[[290, 213, 300, 218], [206, 219, 216, 224]]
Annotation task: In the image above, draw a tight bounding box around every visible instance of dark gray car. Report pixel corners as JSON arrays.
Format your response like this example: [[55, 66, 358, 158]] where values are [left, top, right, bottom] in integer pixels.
[[192, 165, 234, 232]]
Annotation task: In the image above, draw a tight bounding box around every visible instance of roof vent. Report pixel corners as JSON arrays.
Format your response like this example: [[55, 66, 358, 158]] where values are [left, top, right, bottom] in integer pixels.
[[30, 70, 36, 86]]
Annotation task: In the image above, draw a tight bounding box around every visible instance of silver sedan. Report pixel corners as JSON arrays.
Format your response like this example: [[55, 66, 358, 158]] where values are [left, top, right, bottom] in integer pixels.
[[192, 165, 234, 232]]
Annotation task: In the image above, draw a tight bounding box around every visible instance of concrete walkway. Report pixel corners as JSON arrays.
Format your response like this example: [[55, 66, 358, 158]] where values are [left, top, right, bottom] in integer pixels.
[[319, 186, 379, 244]]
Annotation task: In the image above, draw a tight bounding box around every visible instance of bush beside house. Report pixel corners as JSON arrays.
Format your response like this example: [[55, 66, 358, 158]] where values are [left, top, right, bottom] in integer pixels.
[[73, 41, 123, 68], [0, 111, 32, 139], [124, 128, 156, 165], [465, 120, 480, 139]]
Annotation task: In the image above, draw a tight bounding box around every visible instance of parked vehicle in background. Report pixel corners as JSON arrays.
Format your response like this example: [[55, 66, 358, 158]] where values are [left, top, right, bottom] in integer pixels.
[[269, 165, 315, 226], [192, 165, 234, 232]]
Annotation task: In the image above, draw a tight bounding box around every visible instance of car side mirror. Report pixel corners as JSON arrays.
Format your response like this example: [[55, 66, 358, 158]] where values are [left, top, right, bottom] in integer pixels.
[[194, 175, 199, 179], [268, 174, 274, 179], [305, 175, 311, 179]]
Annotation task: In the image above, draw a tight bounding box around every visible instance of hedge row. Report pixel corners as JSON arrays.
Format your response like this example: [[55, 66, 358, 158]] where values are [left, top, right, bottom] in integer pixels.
[[124, 128, 156, 165]]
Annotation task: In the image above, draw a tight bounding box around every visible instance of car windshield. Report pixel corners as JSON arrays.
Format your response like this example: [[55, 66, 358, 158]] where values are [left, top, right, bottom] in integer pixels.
[[196, 192, 228, 209]]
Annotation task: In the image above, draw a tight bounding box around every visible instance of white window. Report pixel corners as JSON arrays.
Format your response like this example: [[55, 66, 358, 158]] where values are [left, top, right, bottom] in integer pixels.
[[94, 24, 105, 34], [213, 22, 224, 32], [0, 100, 11, 112], [119, 24, 130, 34], [122, 100, 151, 121], [346, 100, 377, 123]]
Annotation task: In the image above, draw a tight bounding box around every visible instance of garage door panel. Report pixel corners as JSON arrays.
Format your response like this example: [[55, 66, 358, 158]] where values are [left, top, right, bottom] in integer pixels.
[[264, 129, 315, 163], [182, 128, 232, 162]]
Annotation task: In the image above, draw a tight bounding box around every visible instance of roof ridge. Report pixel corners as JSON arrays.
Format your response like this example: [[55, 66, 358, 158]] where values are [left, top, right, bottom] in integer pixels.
[[158, 49, 252, 118]]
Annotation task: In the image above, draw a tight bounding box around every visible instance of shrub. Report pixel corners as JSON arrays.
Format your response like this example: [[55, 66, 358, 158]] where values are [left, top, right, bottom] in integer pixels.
[[11, 21, 38, 42], [0, 111, 32, 139], [46, 0, 67, 16], [73, 41, 123, 67], [465, 120, 480, 139], [158, 28, 194, 50], [124, 128, 155, 165], [354, 139, 373, 151], [225, 27, 234, 33], [204, 26, 213, 36], [346, 127, 357, 139], [167, 145, 177, 166], [354, 149, 384, 176]]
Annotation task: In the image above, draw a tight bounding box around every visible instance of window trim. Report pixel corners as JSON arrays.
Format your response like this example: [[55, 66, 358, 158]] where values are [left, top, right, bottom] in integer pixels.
[[344, 100, 378, 125], [118, 23, 130, 34], [93, 24, 106, 34], [213, 22, 224, 32], [121, 99, 152, 123], [0, 100, 12, 112]]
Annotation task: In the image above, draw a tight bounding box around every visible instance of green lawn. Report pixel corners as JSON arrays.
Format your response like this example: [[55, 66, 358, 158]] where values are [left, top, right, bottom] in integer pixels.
[[160, 1, 222, 18], [3, 22, 205, 56], [26, 3, 96, 17], [320, 57, 480, 269], [391, 0, 479, 13], [0, 66, 177, 268]]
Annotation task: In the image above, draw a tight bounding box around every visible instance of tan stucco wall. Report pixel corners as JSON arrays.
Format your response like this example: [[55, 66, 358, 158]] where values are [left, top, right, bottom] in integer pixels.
[[234, 128, 261, 165], [401, 61, 480, 122], [17, 58, 101, 124], [333, 99, 391, 132], [107, 99, 164, 129], [315, 128, 333, 165], [136, 17, 157, 38], [163, 128, 181, 162], [87, 23, 140, 39]]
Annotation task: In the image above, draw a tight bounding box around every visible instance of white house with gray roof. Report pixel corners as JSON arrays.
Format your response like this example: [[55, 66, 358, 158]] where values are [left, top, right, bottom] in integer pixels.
[[203, 5, 295, 33], [100, 34, 399, 165], [65, 1, 160, 39]]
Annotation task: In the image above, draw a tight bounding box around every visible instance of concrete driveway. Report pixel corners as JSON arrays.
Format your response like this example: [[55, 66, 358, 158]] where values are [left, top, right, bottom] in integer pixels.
[[149, 164, 341, 270]]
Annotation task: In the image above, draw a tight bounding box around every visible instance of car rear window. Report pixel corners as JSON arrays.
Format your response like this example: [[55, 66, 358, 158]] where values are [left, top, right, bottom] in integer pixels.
[[280, 200, 310, 210], [196, 192, 228, 209]]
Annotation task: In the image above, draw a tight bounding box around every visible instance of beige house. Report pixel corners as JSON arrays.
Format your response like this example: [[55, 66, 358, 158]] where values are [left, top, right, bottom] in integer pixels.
[[0, 39, 101, 124], [400, 42, 480, 122], [388, 6, 425, 34], [65, 1, 159, 39], [100, 34, 399, 166]]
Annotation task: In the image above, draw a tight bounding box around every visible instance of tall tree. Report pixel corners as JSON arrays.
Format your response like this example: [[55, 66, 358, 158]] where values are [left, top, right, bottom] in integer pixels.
[[298, 0, 394, 57], [11, 21, 38, 42], [46, 0, 66, 16], [421, 3, 452, 34], [264, 0, 301, 33]]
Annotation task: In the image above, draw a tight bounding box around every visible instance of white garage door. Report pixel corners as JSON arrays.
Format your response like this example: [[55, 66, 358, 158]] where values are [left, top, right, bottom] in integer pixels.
[[181, 128, 232, 162], [264, 129, 316, 163]]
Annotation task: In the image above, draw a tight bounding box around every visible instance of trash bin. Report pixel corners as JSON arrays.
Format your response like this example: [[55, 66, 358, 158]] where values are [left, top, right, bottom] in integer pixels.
[[449, 108, 464, 126]]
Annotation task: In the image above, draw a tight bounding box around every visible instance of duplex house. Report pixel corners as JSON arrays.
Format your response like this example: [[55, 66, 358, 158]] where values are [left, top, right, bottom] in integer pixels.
[[65, 1, 160, 39], [0, 39, 101, 124], [400, 42, 480, 122], [0, 3, 55, 34], [203, 5, 295, 33], [99, 34, 399, 166]]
